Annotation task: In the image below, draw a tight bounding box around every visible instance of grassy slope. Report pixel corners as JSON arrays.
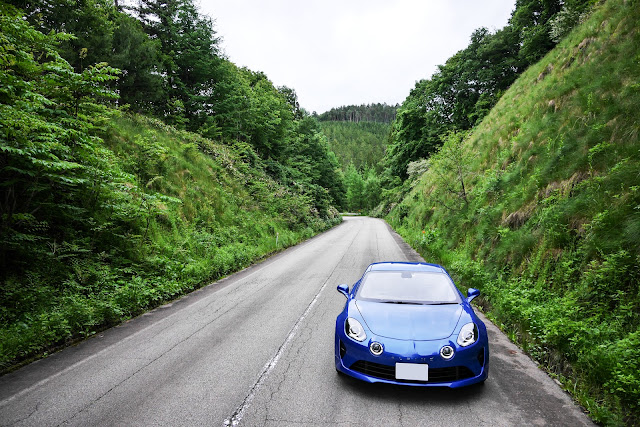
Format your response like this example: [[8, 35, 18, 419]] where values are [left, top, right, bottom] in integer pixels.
[[0, 113, 339, 371], [386, 0, 640, 423]]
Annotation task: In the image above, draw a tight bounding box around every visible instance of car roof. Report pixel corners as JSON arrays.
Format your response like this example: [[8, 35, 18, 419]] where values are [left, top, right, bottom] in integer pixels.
[[366, 262, 445, 273]]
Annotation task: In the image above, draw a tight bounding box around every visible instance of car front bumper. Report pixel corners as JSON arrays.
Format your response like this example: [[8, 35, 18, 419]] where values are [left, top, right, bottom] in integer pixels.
[[335, 328, 489, 387]]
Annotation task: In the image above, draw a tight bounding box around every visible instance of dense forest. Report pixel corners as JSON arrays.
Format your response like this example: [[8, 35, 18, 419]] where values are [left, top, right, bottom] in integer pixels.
[[319, 113, 390, 212], [320, 121, 388, 173], [0, 0, 345, 370], [378, 0, 640, 423], [317, 103, 397, 124]]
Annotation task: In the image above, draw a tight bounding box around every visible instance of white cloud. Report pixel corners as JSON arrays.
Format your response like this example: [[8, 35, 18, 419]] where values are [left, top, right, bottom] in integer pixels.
[[200, 0, 515, 113]]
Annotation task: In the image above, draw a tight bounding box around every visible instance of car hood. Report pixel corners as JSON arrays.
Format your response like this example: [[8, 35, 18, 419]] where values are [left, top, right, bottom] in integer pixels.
[[355, 300, 463, 340]]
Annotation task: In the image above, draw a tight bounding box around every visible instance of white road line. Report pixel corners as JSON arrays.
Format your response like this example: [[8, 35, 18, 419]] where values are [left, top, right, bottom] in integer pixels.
[[223, 219, 360, 427], [223, 272, 333, 427]]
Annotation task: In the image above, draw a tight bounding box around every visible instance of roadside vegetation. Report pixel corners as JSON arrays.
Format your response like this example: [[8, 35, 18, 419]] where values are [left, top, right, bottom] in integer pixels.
[[0, 1, 342, 371], [383, 0, 640, 423]]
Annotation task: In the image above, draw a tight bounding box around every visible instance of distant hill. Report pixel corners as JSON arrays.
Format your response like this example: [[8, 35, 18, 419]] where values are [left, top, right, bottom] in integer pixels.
[[317, 103, 397, 124], [320, 121, 389, 173], [318, 104, 393, 212], [383, 0, 640, 423]]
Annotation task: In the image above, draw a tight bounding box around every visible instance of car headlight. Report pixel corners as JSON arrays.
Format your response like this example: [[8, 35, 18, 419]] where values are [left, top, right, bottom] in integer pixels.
[[345, 318, 367, 342], [457, 323, 478, 347]]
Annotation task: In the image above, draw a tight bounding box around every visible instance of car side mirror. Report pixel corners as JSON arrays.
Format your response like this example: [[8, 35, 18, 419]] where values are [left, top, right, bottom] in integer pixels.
[[467, 288, 480, 302], [337, 284, 349, 298]]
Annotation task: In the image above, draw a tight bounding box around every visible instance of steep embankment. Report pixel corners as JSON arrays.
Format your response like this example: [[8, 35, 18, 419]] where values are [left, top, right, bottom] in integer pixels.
[[0, 113, 339, 371], [387, 0, 639, 423]]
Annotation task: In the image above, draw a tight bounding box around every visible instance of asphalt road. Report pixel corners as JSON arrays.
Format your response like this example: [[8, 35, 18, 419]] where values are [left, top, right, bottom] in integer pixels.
[[0, 217, 593, 426]]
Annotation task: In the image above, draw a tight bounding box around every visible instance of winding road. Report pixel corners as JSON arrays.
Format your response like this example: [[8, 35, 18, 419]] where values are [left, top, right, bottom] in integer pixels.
[[0, 217, 593, 426]]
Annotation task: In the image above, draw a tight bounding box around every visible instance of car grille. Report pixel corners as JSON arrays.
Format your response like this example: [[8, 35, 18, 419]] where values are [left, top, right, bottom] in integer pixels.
[[349, 360, 474, 383]]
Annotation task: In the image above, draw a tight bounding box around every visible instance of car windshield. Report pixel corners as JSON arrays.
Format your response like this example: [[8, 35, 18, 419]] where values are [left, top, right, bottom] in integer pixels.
[[355, 270, 461, 304]]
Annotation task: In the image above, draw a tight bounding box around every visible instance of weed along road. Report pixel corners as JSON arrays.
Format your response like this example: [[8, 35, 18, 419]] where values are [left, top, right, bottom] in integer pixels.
[[0, 217, 593, 426]]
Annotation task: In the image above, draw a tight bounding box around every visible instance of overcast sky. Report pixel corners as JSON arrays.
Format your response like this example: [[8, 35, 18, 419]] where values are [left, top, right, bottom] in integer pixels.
[[199, 0, 516, 114]]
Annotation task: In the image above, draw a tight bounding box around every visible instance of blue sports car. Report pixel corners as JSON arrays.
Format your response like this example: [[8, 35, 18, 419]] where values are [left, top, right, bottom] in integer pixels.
[[335, 262, 489, 387]]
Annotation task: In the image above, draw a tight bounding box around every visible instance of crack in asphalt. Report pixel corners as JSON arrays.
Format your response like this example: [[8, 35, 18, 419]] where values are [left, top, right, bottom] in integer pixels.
[[56, 294, 249, 426], [222, 275, 332, 427], [10, 402, 39, 425], [223, 223, 362, 427], [263, 418, 361, 426], [0, 244, 303, 413], [262, 323, 314, 421]]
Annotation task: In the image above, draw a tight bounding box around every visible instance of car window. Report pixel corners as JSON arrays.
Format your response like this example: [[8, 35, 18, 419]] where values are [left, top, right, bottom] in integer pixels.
[[356, 271, 460, 304]]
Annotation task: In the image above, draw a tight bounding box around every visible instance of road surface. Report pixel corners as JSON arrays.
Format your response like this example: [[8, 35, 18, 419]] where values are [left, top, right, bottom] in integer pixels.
[[0, 217, 593, 426]]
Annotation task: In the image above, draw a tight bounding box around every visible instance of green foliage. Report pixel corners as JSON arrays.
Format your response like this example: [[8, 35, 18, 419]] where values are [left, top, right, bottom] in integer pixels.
[[317, 113, 390, 213], [320, 121, 390, 173], [238, 69, 294, 159], [340, 163, 382, 213], [427, 131, 472, 210], [110, 13, 164, 112], [0, 2, 120, 274], [0, 4, 342, 372], [8, 0, 164, 113], [281, 117, 346, 213], [385, 0, 640, 423], [10, 0, 117, 70], [135, 0, 223, 130]]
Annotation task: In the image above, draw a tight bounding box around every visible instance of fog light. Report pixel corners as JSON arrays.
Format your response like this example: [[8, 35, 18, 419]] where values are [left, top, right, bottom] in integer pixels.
[[369, 342, 383, 356], [440, 345, 454, 360]]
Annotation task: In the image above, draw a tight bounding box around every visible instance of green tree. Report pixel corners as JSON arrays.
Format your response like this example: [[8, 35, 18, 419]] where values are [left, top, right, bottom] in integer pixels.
[[320, 121, 390, 173], [344, 163, 365, 212], [509, 0, 562, 66], [136, 0, 223, 129], [9, 0, 166, 113], [9, 0, 117, 71], [110, 13, 164, 112], [242, 69, 293, 159], [0, 3, 122, 275], [284, 117, 345, 213], [429, 131, 472, 210]]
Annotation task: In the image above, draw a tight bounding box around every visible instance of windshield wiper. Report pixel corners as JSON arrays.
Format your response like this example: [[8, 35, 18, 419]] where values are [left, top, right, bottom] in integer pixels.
[[380, 300, 422, 305], [427, 302, 459, 305]]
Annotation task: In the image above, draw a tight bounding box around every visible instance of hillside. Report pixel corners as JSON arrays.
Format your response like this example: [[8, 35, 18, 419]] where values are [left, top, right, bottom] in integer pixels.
[[318, 120, 390, 213], [0, 112, 340, 371], [317, 103, 396, 124], [384, 0, 640, 423], [320, 121, 389, 173]]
